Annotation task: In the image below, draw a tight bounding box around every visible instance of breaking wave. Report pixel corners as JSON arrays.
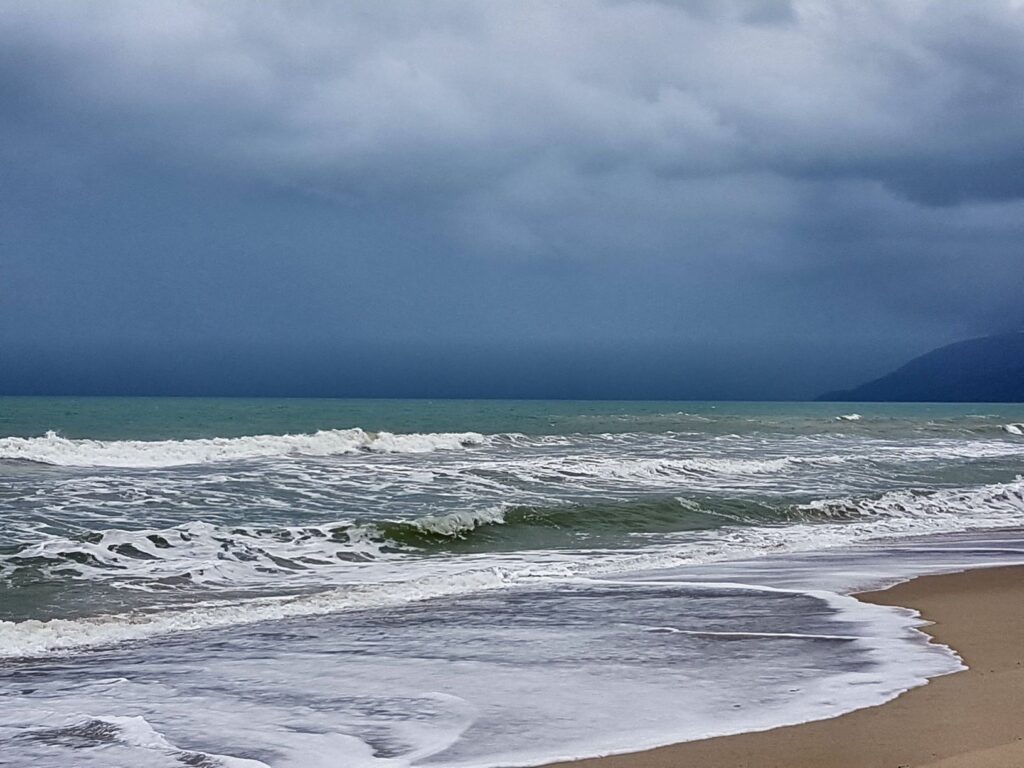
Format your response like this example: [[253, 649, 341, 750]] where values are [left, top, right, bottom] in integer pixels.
[[5, 480, 1024, 595], [2, 427, 1021, 473], [3, 479, 1024, 658], [796, 477, 1024, 523], [0, 502, 748, 588], [509, 454, 849, 486], [0, 429, 487, 467]]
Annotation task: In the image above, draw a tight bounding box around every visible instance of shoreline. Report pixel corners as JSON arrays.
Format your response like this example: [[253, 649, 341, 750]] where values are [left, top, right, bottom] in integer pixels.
[[540, 565, 1024, 768]]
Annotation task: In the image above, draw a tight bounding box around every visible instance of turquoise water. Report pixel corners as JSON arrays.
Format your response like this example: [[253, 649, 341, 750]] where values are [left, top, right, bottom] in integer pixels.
[[1, 398, 1023, 767], [3, 396, 1020, 439]]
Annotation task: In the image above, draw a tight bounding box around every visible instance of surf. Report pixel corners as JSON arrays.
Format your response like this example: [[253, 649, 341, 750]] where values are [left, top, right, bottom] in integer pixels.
[[0, 428, 488, 467]]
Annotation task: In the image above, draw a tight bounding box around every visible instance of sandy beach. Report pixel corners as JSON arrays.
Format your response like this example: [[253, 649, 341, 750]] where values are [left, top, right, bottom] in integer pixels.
[[544, 565, 1024, 768]]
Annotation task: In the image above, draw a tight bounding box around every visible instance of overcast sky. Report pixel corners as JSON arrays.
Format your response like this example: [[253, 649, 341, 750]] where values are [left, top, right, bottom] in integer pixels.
[[2, 0, 1023, 398]]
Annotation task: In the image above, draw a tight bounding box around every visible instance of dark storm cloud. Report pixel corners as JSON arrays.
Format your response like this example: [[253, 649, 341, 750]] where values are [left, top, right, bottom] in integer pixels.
[[1, 0, 1023, 397], [6, 0, 1020, 203]]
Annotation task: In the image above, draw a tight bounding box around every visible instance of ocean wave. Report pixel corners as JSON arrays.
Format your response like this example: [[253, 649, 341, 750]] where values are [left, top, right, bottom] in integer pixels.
[[512, 454, 847, 485], [0, 564, 526, 658], [864, 440, 1024, 462], [374, 498, 777, 548], [0, 506, 537, 589], [398, 506, 510, 537], [3, 478, 1024, 658], [3, 426, 1020, 473], [7, 480, 1024, 595], [1, 519, 392, 588], [0, 502, 684, 588], [21, 716, 271, 768], [0, 428, 487, 467], [799, 477, 1024, 523]]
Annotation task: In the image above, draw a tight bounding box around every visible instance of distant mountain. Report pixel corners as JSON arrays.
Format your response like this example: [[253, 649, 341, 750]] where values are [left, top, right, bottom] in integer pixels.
[[818, 333, 1024, 402]]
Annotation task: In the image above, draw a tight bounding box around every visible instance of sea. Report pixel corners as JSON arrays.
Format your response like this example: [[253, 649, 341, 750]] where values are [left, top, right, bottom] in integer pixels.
[[2, 397, 1024, 767]]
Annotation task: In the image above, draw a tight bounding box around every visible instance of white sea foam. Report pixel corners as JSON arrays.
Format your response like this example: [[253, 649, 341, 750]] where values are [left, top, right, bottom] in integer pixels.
[[7, 477, 1024, 592], [0, 566, 523, 658], [410, 506, 509, 536], [837, 413, 862, 421], [871, 439, 1024, 461], [0, 519, 392, 588], [0, 569, 971, 768], [799, 477, 1024, 522], [0, 506, 516, 589], [86, 715, 272, 768], [4, 479, 1023, 659], [95, 715, 176, 751], [3, 427, 1021, 478], [514, 454, 842, 485], [0, 428, 487, 467]]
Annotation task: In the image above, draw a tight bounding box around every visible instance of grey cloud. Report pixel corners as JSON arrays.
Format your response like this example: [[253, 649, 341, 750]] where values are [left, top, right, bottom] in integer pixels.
[[1, 0, 1023, 397], [6, 1, 1024, 202]]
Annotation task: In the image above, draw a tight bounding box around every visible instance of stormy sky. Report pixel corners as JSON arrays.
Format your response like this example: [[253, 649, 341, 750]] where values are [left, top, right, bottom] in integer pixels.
[[2, 0, 1023, 399]]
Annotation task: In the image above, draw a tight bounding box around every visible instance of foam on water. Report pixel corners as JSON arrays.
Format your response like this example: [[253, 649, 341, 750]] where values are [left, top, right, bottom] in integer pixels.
[[0, 711, 275, 767], [4, 479, 1024, 592], [91, 715, 273, 767], [3, 479, 1023, 658], [4, 401, 1024, 767], [0, 429, 487, 467], [409, 506, 509, 537], [4, 426, 1023, 472], [3, 550, 1001, 768]]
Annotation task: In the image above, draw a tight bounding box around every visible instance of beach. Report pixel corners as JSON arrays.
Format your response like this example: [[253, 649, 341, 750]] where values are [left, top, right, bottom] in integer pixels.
[[8, 2, 1024, 764], [544, 564, 1024, 768], [2, 398, 1024, 767]]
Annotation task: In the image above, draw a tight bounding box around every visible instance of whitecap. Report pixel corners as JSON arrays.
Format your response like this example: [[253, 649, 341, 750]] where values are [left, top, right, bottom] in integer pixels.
[[0, 428, 487, 468]]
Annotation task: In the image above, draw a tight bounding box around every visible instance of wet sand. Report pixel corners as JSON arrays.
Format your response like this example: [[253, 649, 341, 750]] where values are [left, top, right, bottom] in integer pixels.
[[543, 565, 1024, 768]]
